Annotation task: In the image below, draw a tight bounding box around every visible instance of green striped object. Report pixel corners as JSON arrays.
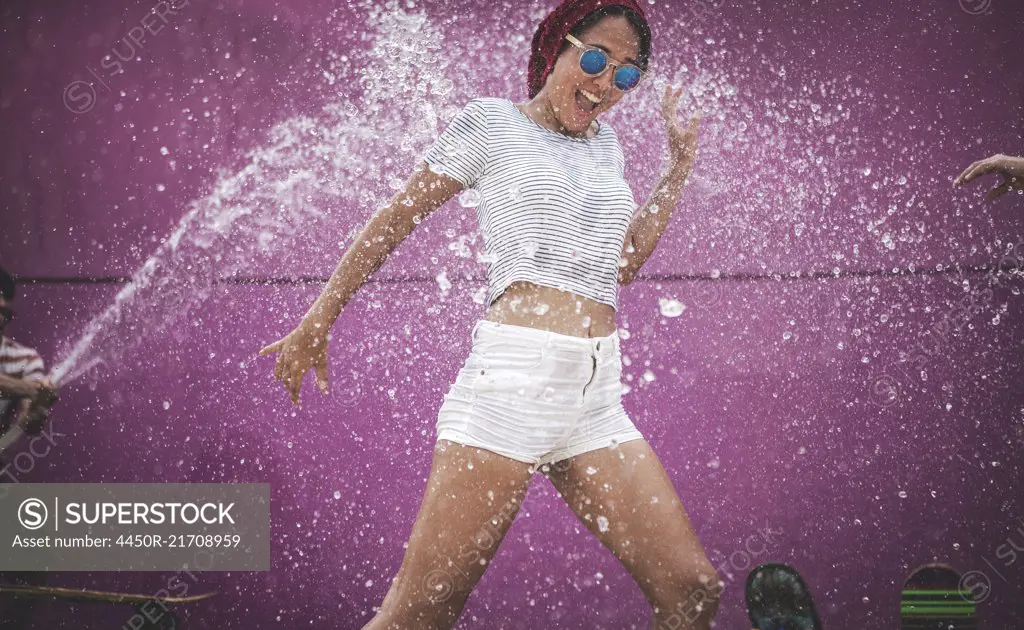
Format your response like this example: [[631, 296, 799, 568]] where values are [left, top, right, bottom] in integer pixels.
[[900, 564, 977, 630]]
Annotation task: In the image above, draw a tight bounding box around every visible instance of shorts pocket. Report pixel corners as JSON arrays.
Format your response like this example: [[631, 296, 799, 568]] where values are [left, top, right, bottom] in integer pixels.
[[470, 327, 547, 371], [470, 342, 548, 398]]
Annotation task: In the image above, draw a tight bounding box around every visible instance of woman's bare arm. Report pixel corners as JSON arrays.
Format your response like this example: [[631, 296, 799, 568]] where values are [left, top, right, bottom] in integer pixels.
[[617, 86, 700, 286], [259, 162, 466, 405], [618, 165, 689, 285], [303, 164, 467, 329]]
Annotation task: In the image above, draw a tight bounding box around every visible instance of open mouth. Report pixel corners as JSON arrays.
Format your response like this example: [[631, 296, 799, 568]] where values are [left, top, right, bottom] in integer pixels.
[[574, 89, 601, 116]]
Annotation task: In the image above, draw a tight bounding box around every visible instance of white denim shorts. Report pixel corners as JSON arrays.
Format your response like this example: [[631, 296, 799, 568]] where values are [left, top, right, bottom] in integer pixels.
[[436, 319, 646, 473]]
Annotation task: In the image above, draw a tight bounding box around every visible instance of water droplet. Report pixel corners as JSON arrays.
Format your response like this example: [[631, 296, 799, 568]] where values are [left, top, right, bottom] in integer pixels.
[[521, 240, 540, 257], [458, 189, 482, 207], [436, 271, 452, 292], [659, 298, 686, 317]]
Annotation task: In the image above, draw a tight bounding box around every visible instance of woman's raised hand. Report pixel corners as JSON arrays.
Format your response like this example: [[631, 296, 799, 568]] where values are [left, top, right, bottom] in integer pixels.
[[661, 83, 701, 182], [954, 153, 1024, 201], [259, 317, 330, 407]]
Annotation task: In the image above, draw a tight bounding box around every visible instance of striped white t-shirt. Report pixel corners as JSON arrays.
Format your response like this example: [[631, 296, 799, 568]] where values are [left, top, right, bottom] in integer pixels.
[[422, 97, 636, 310], [0, 336, 45, 433]]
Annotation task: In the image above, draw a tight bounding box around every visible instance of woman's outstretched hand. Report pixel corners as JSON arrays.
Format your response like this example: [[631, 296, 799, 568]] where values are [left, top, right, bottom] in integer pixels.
[[259, 318, 330, 407], [953, 153, 1024, 201], [661, 83, 701, 183]]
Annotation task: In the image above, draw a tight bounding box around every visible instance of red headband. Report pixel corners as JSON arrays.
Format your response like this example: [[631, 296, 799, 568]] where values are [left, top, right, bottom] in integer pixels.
[[527, 0, 648, 99]]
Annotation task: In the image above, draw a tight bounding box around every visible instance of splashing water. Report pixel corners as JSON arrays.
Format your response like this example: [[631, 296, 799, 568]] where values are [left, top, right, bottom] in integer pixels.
[[1, 2, 471, 456], [47, 1, 467, 390]]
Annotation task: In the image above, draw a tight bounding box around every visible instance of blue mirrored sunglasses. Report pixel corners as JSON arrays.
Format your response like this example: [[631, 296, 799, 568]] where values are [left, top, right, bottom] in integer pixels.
[[565, 33, 645, 91]]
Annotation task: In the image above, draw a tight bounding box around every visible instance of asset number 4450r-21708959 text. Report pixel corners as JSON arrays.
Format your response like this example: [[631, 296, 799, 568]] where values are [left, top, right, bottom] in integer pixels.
[[116, 534, 242, 548]]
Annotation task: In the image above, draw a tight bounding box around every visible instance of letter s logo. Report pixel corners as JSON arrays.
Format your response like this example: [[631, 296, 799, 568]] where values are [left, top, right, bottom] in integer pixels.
[[63, 81, 96, 114], [18, 498, 48, 530]]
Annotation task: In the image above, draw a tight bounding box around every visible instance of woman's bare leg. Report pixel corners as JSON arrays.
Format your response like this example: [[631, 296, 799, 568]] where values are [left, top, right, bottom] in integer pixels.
[[542, 440, 721, 629], [362, 439, 534, 630]]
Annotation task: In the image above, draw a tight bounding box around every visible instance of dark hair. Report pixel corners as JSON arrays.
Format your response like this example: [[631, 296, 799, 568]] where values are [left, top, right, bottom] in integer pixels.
[[560, 6, 652, 73], [0, 265, 14, 301]]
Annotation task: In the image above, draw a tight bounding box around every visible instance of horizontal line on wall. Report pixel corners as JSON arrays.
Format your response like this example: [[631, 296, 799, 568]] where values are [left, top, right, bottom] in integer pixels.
[[11, 263, 1008, 286]]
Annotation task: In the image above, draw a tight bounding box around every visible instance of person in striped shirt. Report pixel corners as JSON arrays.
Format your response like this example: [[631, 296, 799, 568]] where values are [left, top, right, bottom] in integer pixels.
[[0, 266, 59, 441], [0, 266, 59, 630], [261, 1, 720, 627]]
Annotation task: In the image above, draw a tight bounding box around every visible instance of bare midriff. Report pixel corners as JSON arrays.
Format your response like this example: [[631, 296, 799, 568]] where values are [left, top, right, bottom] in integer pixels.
[[483, 280, 617, 338]]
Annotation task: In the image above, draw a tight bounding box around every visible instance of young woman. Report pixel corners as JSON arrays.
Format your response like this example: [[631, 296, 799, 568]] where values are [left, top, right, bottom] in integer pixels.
[[260, 1, 719, 627]]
